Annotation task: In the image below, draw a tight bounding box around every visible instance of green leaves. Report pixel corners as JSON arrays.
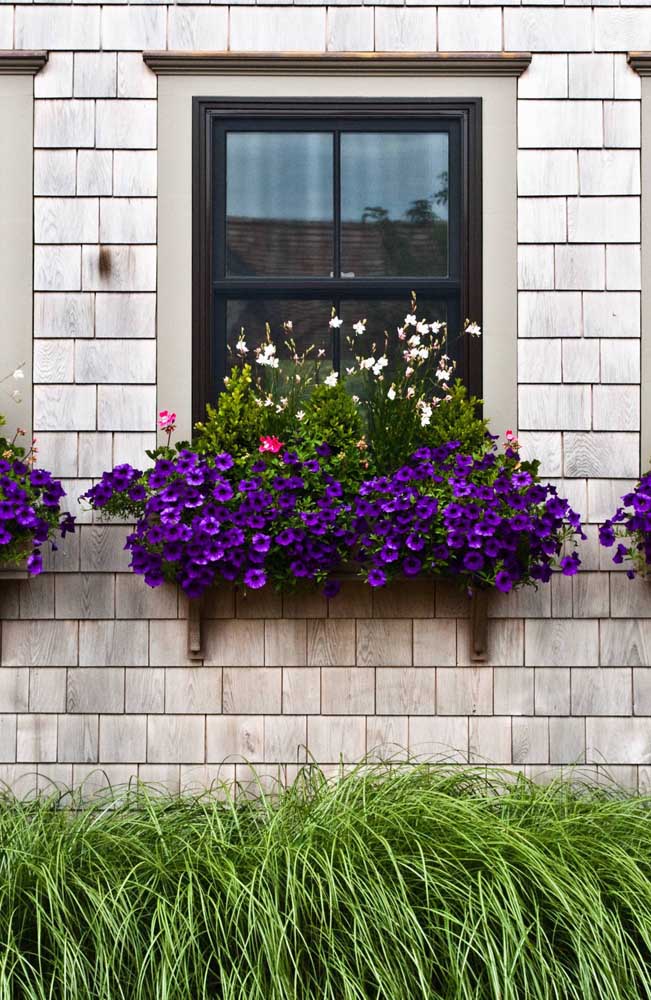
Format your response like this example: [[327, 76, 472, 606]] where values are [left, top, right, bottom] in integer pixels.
[[425, 380, 489, 455], [0, 766, 651, 999], [194, 365, 265, 468]]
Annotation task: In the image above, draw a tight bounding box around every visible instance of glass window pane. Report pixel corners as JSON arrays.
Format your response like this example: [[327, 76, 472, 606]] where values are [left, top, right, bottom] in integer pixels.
[[225, 299, 334, 370], [340, 299, 449, 392], [340, 133, 449, 278], [226, 133, 334, 277]]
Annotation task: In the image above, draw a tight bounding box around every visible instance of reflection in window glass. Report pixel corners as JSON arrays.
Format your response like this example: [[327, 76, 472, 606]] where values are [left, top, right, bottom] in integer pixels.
[[226, 132, 334, 277], [225, 299, 334, 373], [340, 133, 449, 278]]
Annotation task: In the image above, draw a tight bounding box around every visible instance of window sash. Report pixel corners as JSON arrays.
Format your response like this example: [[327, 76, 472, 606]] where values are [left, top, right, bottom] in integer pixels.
[[212, 116, 462, 286], [212, 288, 463, 389], [193, 97, 482, 422]]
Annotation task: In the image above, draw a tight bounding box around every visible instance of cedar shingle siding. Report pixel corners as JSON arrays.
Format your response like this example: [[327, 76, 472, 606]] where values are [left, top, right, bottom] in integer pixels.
[[0, 3, 649, 791]]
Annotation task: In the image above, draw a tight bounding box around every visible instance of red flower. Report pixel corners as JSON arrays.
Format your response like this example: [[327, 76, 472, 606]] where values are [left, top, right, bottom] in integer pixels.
[[259, 435, 283, 454]]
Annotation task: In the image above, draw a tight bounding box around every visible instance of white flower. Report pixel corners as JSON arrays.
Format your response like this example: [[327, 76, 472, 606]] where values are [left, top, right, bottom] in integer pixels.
[[235, 339, 248, 355], [256, 343, 279, 368], [324, 370, 338, 387], [466, 321, 482, 337], [404, 314, 417, 327], [417, 347, 429, 360], [436, 368, 452, 382], [430, 321, 445, 334], [263, 397, 274, 408], [353, 320, 366, 336], [12, 368, 25, 381], [405, 366, 414, 378], [360, 356, 375, 370], [372, 356, 388, 377], [284, 320, 293, 331], [296, 410, 305, 421], [317, 348, 326, 358], [280, 397, 288, 407], [329, 315, 343, 329], [346, 366, 356, 375], [418, 402, 432, 427], [406, 387, 415, 399], [397, 327, 406, 341], [407, 334, 421, 348], [416, 321, 429, 335], [352, 395, 360, 404], [387, 386, 396, 401]]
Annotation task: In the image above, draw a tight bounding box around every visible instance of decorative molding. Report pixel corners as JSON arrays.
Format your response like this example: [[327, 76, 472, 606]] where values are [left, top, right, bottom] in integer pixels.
[[144, 51, 532, 77], [0, 51, 48, 75], [629, 53, 651, 76]]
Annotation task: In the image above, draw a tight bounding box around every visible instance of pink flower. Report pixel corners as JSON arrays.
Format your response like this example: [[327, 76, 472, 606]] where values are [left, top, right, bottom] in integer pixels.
[[505, 429, 516, 442], [158, 410, 176, 432], [259, 435, 283, 454]]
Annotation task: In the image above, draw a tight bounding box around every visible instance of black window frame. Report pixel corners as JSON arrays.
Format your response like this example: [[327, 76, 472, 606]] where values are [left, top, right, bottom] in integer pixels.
[[193, 97, 482, 425]]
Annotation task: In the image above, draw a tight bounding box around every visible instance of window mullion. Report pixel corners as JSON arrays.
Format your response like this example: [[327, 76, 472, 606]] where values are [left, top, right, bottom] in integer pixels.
[[333, 129, 341, 282]]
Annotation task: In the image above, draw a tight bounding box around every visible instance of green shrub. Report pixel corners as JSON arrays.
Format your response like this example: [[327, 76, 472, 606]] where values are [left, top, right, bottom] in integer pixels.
[[194, 364, 265, 464], [363, 381, 489, 474], [291, 380, 367, 485], [1, 764, 651, 999], [424, 380, 489, 454]]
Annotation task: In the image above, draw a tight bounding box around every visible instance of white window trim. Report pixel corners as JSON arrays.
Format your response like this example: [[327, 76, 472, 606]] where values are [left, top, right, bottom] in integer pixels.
[[149, 52, 529, 443], [0, 52, 47, 438]]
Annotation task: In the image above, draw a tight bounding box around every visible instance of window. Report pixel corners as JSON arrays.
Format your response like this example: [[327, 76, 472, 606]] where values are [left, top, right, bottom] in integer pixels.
[[193, 98, 482, 423]]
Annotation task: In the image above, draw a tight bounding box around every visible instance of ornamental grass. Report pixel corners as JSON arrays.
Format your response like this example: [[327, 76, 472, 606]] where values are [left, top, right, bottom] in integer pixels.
[[2, 763, 651, 999]]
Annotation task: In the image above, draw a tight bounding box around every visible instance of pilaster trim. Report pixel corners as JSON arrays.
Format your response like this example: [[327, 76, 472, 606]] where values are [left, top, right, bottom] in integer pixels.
[[144, 51, 531, 77]]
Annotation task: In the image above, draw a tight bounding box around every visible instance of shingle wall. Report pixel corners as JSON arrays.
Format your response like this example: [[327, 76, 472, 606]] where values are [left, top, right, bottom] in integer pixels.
[[1, 0, 650, 788]]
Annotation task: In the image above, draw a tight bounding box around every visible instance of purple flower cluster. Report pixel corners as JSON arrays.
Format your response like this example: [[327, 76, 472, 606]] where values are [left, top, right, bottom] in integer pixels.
[[84, 449, 351, 598], [0, 458, 75, 574], [599, 472, 651, 579], [84, 440, 584, 599], [353, 442, 584, 592]]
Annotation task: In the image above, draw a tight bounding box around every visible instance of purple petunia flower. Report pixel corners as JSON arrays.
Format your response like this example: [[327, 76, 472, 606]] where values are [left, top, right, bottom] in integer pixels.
[[495, 570, 513, 593], [26, 551, 43, 575], [244, 568, 267, 589], [402, 556, 422, 576], [251, 532, 271, 554], [560, 552, 581, 576], [323, 579, 340, 598], [463, 551, 485, 572], [214, 453, 234, 472]]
